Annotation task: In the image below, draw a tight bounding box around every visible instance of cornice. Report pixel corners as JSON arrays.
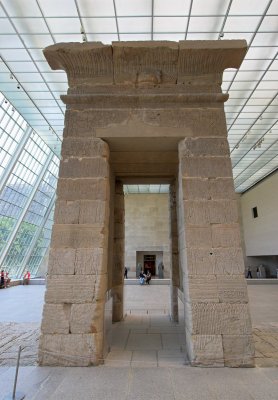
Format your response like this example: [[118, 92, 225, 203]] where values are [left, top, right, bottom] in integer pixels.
[[43, 40, 247, 93]]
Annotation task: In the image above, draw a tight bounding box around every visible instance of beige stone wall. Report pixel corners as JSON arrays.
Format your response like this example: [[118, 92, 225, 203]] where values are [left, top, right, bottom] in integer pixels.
[[125, 193, 170, 278]]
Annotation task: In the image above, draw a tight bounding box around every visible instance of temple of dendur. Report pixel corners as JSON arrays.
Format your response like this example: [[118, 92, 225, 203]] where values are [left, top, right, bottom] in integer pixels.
[[38, 40, 255, 368]]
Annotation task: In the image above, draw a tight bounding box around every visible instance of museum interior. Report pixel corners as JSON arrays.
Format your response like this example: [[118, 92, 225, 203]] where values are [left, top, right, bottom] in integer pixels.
[[0, 0, 277, 399]]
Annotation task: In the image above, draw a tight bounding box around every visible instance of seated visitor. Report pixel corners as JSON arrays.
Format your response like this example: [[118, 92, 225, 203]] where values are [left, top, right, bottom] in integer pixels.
[[145, 271, 151, 285], [139, 270, 145, 285], [23, 270, 31, 285]]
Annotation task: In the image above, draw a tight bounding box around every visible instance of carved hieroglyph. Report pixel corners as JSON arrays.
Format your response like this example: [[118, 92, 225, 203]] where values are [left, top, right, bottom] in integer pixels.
[[39, 40, 254, 367]]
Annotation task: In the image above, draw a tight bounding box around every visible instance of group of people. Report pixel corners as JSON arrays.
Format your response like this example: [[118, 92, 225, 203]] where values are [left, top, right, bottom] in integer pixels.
[[139, 270, 152, 285], [0, 270, 10, 289], [0, 269, 31, 288]]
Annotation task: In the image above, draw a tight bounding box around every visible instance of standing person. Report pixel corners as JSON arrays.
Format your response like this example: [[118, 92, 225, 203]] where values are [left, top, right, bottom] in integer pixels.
[[23, 270, 31, 285], [146, 270, 151, 285], [256, 267, 261, 279], [4, 272, 10, 288], [124, 267, 128, 279], [246, 267, 252, 279], [0, 270, 5, 288]]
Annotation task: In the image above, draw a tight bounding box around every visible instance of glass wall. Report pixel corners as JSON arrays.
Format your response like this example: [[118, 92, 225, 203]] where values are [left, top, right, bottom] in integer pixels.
[[0, 93, 59, 278]]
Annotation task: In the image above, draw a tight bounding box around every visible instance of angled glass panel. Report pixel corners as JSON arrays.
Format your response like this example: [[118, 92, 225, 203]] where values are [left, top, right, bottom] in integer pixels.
[[115, 0, 151, 16], [154, 0, 191, 16], [39, 0, 78, 17], [78, 0, 115, 17], [2, 0, 41, 17], [82, 17, 117, 33], [154, 17, 187, 32]]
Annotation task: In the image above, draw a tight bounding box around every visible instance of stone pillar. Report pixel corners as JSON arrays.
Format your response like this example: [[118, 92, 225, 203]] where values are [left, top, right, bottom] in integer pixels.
[[38, 135, 110, 366], [112, 181, 125, 322], [169, 182, 180, 323], [178, 135, 255, 367]]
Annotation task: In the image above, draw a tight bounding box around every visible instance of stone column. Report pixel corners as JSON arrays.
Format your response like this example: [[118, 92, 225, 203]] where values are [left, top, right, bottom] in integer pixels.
[[112, 181, 125, 322], [169, 182, 180, 323], [178, 134, 254, 367], [38, 136, 110, 366]]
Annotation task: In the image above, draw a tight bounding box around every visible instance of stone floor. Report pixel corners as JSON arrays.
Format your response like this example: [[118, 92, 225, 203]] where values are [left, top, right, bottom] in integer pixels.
[[0, 284, 277, 399]]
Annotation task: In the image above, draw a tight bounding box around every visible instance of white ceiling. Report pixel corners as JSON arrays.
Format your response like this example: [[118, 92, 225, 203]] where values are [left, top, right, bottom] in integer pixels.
[[0, 0, 277, 192]]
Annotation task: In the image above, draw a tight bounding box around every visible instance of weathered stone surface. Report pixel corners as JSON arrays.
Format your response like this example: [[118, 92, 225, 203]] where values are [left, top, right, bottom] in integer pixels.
[[113, 41, 179, 85], [217, 275, 248, 303], [214, 247, 245, 275], [185, 226, 212, 247], [112, 285, 124, 322], [184, 200, 238, 225], [59, 157, 109, 179], [56, 178, 109, 201], [54, 200, 108, 225], [223, 335, 255, 367], [180, 157, 232, 179], [191, 303, 252, 335], [51, 225, 106, 248], [41, 304, 71, 334], [62, 137, 109, 158], [179, 137, 230, 157], [182, 178, 236, 200], [70, 303, 105, 334], [64, 109, 129, 137], [45, 274, 107, 303], [186, 248, 216, 275], [48, 248, 75, 275], [38, 332, 103, 366], [211, 224, 241, 247], [75, 248, 107, 275], [190, 335, 224, 367], [186, 276, 218, 303]]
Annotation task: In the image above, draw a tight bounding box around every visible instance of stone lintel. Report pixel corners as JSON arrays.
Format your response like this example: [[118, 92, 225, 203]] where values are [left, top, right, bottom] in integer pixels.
[[60, 92, 229, 107], [43, 40, 247, 90]]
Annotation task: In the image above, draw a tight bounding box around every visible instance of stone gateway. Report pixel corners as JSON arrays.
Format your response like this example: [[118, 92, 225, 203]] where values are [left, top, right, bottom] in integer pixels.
[[38, 41, 254, 368]]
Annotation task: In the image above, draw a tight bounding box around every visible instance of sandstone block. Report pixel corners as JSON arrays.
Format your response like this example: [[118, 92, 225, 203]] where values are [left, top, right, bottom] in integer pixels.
[[48, 248, 75, 275], [179, 137, 230, 157], [113, 41, 178, 84], [214, 247, 245, 274], [217, 275, 248, 303], [184, 200, 210, 225], [54, 200, 108, 225], [180, 157, 232, 179], [182, 177, 236, 200], [208, 178, 236, 199], [64, 109, 129, 137], [62, 137, 109, 158], [191, 303, 252, 335], [45, 274, 108, 303], [208, 200, 238, 224], [38, 332, 103, 366], [112, 285, 124, 322], [70, 302, 105, 334], [190, 335, 224, 367], [211, 224, 241, 247], [186, 248, 215, 275], [114, 222, 125, 239], [51, 225, 106, 249], [75, 248, 108, 275], [41, 304, 70, 334], [187, 276, 218, 303], [59, 157, 109, 179], [222, 335, 255, 367], [56, 178, 109, 201], [185, 226, 212, 247]]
